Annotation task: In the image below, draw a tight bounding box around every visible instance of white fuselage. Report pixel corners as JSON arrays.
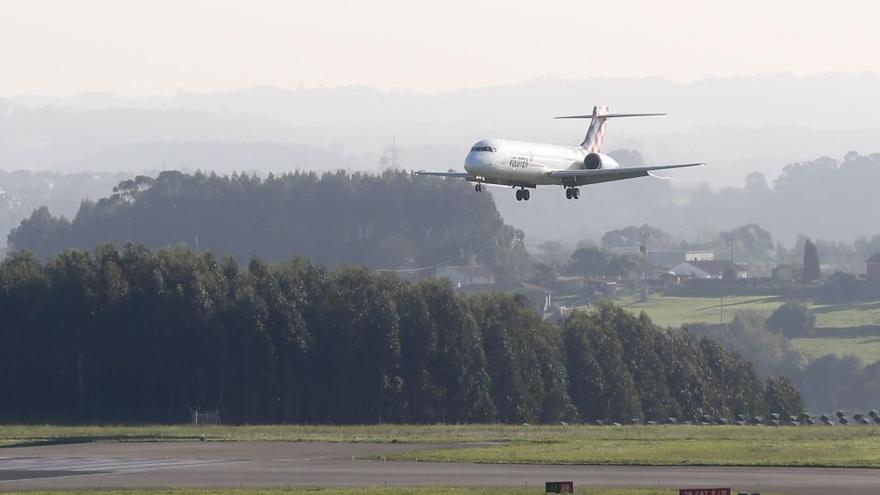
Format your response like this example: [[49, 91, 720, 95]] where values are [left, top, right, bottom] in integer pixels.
[[463, 138, 607, 187], [417, 107, 699, 201]]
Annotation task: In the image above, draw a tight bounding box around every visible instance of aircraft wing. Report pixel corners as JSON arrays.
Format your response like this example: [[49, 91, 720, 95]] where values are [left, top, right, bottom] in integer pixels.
[[548, 163, 704, 184], [414, 171, 471, 178]]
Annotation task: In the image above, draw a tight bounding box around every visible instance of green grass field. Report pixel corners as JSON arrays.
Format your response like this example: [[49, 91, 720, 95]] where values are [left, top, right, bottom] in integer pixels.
[[0, 424, 523, 447], [620, 295, 782, 328], [3, 424, 880, 468], [620, 295, 880, 362], [392, 425, 880, 468], [0, 489, 679, 495], [621, 295, 880, 330], [811, 301, 880, 328], [792, 335, 880, 363]]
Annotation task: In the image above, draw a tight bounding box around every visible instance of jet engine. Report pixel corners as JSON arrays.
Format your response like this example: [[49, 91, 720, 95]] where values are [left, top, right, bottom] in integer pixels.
[[582, 152, 620, 170]]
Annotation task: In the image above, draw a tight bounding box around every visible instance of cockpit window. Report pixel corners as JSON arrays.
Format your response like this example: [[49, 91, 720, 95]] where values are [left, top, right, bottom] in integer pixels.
[[470, 146, 496, 152]]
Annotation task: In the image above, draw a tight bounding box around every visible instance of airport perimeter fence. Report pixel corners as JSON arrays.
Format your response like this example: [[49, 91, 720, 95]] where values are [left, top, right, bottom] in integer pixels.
[[591, 409, 880, 426]]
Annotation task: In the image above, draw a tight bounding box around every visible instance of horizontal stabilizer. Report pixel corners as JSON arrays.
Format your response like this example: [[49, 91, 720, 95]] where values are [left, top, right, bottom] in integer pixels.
[[554, 112, 666, 119]]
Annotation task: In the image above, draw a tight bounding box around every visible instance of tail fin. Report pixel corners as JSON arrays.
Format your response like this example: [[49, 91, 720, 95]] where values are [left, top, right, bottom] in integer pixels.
[[582, 105, 609, 152], [555, 107, 666, 152]]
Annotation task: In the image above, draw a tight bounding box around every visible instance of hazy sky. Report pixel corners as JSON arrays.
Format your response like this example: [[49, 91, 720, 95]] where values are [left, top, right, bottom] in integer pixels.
[[1, 0, 877, 96]]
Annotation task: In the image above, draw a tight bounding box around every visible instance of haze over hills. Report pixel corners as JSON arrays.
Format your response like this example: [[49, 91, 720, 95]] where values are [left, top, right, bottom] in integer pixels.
[[2, 73, 880, 246], [0, 104, 364, 172], [4, 73, 880, 185], [8, 151, 880, 259]]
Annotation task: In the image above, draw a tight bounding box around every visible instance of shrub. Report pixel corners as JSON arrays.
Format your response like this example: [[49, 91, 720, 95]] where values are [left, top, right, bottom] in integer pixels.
[[766, 301, 816, 337]]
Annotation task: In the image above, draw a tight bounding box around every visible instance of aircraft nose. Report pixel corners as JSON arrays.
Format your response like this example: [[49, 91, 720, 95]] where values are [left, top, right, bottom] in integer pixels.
[[464, 152, 492, 174]]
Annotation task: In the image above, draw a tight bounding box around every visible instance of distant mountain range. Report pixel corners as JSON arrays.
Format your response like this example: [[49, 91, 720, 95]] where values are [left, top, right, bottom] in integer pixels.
[[3, 73, 880, 185], [2, 74, 880, 247]]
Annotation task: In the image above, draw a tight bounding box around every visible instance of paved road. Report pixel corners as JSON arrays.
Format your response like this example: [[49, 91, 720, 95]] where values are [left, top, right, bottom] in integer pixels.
[[2, 441, 879, 494]]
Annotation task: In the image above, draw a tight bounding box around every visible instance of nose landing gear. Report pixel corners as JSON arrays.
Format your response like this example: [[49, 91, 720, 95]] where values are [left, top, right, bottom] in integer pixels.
[[475, 183, 482, 192], [565, 188, 580, 200], [515, 188, 531, 201]]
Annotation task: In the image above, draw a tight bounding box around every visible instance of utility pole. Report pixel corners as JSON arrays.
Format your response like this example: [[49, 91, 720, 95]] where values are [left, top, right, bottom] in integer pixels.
[[640, 232, 649, 302], [723, 238, 732, 324]]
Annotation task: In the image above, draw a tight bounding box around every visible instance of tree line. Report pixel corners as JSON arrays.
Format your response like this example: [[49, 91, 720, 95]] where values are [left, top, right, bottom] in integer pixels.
[[0, 170, 133, 255], [8, 170, 528, 278], [503, 150, 880, 248], [0, 245, 801, 424], [688, 309, 880, 412]]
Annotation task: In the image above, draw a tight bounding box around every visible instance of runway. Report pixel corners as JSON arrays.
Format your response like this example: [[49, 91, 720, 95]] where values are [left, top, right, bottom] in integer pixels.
[[2, 441, 879, 494]]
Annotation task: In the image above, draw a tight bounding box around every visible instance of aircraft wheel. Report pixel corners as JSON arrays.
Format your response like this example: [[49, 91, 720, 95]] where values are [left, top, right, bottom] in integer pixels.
[[565, 188, 572, 200], [522, 189, 530, 201], [475, 183, 482, 192], [573, 188, 580, 199], [515, 189, 523, 201]]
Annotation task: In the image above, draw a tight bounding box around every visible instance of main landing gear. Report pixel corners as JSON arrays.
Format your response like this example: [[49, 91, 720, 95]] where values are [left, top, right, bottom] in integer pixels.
[[515, 188, 531, 201], [565, 187, 580, 200]]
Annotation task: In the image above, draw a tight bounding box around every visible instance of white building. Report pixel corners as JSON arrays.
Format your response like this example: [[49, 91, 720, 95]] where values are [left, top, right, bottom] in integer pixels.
[[435, 265, 496, 287], [644, 250, 716, 269], [672, 260, 748, 279]]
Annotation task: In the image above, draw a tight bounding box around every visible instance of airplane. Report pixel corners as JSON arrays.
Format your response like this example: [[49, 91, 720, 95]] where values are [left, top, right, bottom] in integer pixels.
[[416, 105, 704, 201]]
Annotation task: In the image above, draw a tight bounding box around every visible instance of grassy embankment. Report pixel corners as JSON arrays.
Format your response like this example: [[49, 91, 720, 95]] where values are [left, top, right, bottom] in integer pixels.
[[3, 424, 880, 468], [620, 295, 880, 362]]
